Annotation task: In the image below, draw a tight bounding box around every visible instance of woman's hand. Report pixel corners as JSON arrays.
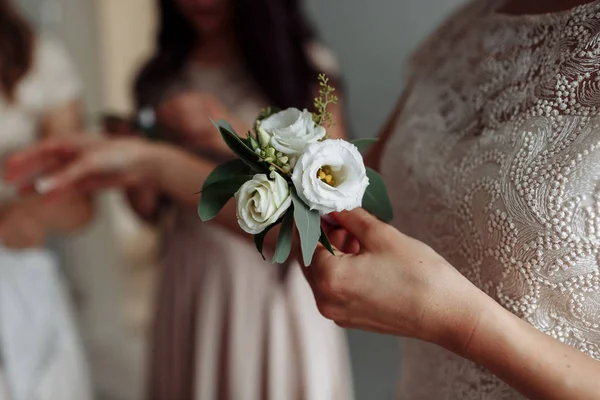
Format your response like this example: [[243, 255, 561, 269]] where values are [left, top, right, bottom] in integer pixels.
[[156, 91, 246, 154], [4, 136, 162, 200], [310, 209, 485, 348], [311, 210, 600, 399], [0, 200, 47, 249]]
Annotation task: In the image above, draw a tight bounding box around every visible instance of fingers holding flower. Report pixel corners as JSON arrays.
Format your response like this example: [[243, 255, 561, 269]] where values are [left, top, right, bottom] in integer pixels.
[[322, 225, 361, 255], [309, 208, 477, 342]]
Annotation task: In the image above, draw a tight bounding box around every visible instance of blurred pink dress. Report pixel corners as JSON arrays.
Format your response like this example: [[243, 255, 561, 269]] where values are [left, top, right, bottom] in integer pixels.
[[147, 44, 353, 400]]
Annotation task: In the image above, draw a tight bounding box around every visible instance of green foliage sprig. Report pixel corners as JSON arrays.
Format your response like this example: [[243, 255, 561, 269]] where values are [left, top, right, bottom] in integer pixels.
[[313, 73, 338, 128]]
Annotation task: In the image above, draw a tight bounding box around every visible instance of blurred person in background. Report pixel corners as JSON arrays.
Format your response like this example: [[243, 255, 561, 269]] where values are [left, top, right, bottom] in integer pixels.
[[8, 0, 353, 399], [135, 1, 351, 398], [0, 0, 93, 399]]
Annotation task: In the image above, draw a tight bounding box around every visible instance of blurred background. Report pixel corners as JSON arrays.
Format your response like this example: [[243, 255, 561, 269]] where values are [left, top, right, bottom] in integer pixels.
[[12, 0, 464, 399]]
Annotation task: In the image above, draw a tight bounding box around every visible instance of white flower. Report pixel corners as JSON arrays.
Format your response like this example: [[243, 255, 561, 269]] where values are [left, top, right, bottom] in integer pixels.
[[257, 108, 326, 155], [291, 139, 369, 214], [235, 172, 292, 234]]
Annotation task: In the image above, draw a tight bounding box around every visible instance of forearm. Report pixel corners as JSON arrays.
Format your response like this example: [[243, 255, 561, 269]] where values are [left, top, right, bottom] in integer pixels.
[[450, 293, 600, 399], [151, 142, 219, 208], [151, 143, 279, 249]]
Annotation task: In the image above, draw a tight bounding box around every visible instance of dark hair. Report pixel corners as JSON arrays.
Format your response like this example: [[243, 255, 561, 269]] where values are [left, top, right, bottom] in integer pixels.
[[134, 0, 319, 110], [0, 0, 34, 102]]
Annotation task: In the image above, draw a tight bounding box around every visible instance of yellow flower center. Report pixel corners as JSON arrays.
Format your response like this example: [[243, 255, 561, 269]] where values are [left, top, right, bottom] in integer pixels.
[[317, 166, 336, 186]]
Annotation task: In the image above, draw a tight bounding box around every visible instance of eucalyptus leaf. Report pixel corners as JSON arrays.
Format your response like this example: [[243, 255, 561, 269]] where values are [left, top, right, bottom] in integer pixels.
[[254, 223, 277, 260], [362, 168, 394, 222], [218, 119, 236, 134], [203, 159, 252, 190], [240, 137, 251, 147], [291, 188, 321, 266], [351, 138, 378, 152], [273, 210, 294, 264], [211, 119, 265, 171], [319, 228, 336, 256], [198, 176, 252, 221]]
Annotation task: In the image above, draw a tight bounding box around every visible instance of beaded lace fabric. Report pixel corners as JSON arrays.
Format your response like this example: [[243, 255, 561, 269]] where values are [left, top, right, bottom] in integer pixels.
[[381, 0, 600, 397]]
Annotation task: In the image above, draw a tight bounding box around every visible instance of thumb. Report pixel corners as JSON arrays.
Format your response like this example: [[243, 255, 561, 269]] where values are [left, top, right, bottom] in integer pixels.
[[330, 208, 383, 250]]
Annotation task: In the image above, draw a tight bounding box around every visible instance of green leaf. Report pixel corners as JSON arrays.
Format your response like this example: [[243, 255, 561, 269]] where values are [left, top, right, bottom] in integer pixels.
[[203, 159, 252, 190], [362, 168, 394, 222], [291, 188, 321, 266], [351, 138, 378, 152], [254, 223, 277, 260], [218, 119, 236, 134], [319, 228, 336, 256], [211, 119, 265, 172], [198, 176, 251, 221], [273, 210, 294, 264]]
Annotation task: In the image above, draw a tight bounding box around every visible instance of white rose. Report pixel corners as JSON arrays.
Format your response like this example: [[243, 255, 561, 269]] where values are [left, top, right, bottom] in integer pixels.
[[257, 108, 326, 155], [291, 139, 369, 214], [235, 172, 292, 234]]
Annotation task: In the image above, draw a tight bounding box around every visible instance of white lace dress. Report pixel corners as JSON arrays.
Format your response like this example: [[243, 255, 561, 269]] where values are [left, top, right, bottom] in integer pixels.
[[380, 0, 600, 398], [0, 37, 91, 400]]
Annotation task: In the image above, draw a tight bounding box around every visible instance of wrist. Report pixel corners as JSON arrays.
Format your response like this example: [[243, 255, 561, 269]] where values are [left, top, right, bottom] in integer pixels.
[[145, 142, 177, 189], [421, 267, 494, 355]]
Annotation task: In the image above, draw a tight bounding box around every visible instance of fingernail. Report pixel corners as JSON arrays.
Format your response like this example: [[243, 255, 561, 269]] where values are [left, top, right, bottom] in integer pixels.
[[35, 178, 55, 194], [321, 214, 340, 227]]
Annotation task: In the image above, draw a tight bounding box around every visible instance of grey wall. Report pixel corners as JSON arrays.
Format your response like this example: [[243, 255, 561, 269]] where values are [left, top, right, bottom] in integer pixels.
[[303, 1, 465, 398], [304, 0, 466, 137]]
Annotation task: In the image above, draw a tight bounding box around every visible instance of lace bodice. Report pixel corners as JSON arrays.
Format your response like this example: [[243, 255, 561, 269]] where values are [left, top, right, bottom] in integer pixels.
[[380, 1, 600, 398]]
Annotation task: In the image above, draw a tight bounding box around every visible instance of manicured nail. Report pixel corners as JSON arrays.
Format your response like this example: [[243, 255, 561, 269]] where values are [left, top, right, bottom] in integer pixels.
[[35, 178, 55, 194], [321, 214, 340, 227]]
